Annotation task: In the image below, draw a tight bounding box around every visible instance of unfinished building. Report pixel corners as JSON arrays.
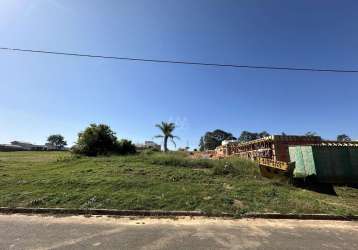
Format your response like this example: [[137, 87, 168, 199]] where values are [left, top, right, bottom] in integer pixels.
[[215, 135, 358, 183], [216, 135, 322, 161]]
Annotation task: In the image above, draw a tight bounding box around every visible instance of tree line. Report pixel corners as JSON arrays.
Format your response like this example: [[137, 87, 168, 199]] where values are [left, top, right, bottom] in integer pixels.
[[46, 123, 353, 155], [198, 130, 353, 151], [45, 121, 179, 156]]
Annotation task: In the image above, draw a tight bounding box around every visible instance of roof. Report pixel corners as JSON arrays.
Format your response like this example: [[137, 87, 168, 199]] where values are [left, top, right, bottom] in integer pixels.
[[11, 141, 33, 144], [0, 144, 24, 148], [225, 135, 322, 147]]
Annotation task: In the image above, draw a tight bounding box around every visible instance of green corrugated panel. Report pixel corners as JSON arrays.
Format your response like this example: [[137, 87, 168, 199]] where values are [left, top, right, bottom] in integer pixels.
[[312, 146, 332, 181], [289, 147, 302, 177], [314, 146, 352, 183], [301, 146, 317, 176], [337, 147, 351, 181], [289, 145, 358, 184], [289, 146, 316, 178], [349, 147, 358, 178]]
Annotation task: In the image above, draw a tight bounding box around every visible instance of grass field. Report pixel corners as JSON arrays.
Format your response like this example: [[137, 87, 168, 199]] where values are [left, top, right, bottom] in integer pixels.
[[1, 151, 358, 216]]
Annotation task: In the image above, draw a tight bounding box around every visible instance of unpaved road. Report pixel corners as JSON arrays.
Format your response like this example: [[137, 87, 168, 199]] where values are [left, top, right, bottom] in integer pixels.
[[0, 214, 357, 250]]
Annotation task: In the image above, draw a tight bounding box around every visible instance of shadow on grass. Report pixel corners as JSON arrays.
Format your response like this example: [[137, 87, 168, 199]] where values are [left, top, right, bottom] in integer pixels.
[[293, 178, 337, 196], [346, 184, 358, 189]]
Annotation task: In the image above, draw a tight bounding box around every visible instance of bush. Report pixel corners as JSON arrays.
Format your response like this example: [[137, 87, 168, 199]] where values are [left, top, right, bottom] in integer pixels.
[[140, 148, 160, 155], [73, 124, 118, 156], [73, 124, 136, 156], [56, 154, 81, 162], [116, 139, 136, 155], [212, 162, 239, 176]]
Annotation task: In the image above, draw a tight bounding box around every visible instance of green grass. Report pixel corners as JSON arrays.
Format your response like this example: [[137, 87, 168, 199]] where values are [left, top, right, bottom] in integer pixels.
[[1, 151, 358, 215]]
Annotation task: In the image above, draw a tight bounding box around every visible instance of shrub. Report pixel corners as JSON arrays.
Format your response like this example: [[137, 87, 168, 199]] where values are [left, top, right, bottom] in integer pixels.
[[72, 124, 137, 156], [73, 124, 118, 156], [212, 158, 261, 177], [116, 139, 136, 155], [212, 162, 239, 176], [148, 152, 214, 168], [56, 154, 81, 162], [140, 148, 160, 155]]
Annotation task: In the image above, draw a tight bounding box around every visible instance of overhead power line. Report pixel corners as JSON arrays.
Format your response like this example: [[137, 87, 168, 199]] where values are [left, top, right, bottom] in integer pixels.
[[1, 46, 357, 73]]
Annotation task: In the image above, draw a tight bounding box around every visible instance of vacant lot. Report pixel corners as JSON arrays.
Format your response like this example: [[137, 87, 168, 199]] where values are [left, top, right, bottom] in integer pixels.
[[0, 151, 357, 215]]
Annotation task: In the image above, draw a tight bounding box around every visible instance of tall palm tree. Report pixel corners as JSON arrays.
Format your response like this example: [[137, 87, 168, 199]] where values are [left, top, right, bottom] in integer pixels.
[[155, 122, 180, 152]]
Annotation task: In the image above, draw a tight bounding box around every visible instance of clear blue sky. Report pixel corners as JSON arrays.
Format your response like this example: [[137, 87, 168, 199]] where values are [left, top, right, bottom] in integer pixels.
[[0, 0, 357, 148]]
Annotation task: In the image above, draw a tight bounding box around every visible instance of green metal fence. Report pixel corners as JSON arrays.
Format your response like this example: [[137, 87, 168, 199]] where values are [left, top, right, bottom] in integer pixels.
[[289, 145, 358, 184]]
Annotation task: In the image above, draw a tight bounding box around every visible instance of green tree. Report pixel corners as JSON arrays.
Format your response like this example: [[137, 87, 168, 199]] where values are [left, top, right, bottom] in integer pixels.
[[116, 139, 136, 155], [199, 137, 205, 151], [155, 122, 179, 152], [258, 131, 270, 138], [73, 124, 118, 156], [47, 134, 67, 149], [199, 129, 236, 151], [238, 131, 270, 142], [337, 134, 351, 142], [305, 131, 318, 137]]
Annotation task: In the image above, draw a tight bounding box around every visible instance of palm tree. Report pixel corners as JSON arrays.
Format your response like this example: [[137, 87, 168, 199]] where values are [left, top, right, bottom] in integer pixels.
[[155, 122, 180, 152]]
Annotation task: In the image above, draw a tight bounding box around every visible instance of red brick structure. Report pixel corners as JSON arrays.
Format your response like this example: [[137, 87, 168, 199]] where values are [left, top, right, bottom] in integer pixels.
[[216, 135, 323, 162], [215, 135, 358, 178]]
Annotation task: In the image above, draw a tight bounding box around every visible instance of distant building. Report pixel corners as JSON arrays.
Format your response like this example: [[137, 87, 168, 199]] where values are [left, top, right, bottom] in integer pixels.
[[0, 144, 25, 152], [11, 141, 46, 151], [135, 141, 161, 151], [144, 141, 161, 150], [0, 140, 68, 152]]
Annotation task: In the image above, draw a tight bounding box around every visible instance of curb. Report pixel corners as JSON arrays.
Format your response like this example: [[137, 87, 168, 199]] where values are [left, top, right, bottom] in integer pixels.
[[242, 213, 358, 221], [0, 207, 207, 217], [0, 207, 357, 221]]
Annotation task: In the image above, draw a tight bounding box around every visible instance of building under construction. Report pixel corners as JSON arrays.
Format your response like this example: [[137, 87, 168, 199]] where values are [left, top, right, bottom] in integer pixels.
[[215, 135, 358, 184]]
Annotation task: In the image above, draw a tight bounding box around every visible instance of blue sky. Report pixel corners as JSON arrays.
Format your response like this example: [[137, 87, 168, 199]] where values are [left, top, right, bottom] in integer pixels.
[[0, 0, 357, 148]]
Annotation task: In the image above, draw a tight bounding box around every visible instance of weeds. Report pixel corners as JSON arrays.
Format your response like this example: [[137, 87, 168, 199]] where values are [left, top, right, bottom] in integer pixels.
[[1, 151, 358, 215], [56, 154, 82, 163], [212, 162, 239, 176], [144, 152, 214, 168]]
